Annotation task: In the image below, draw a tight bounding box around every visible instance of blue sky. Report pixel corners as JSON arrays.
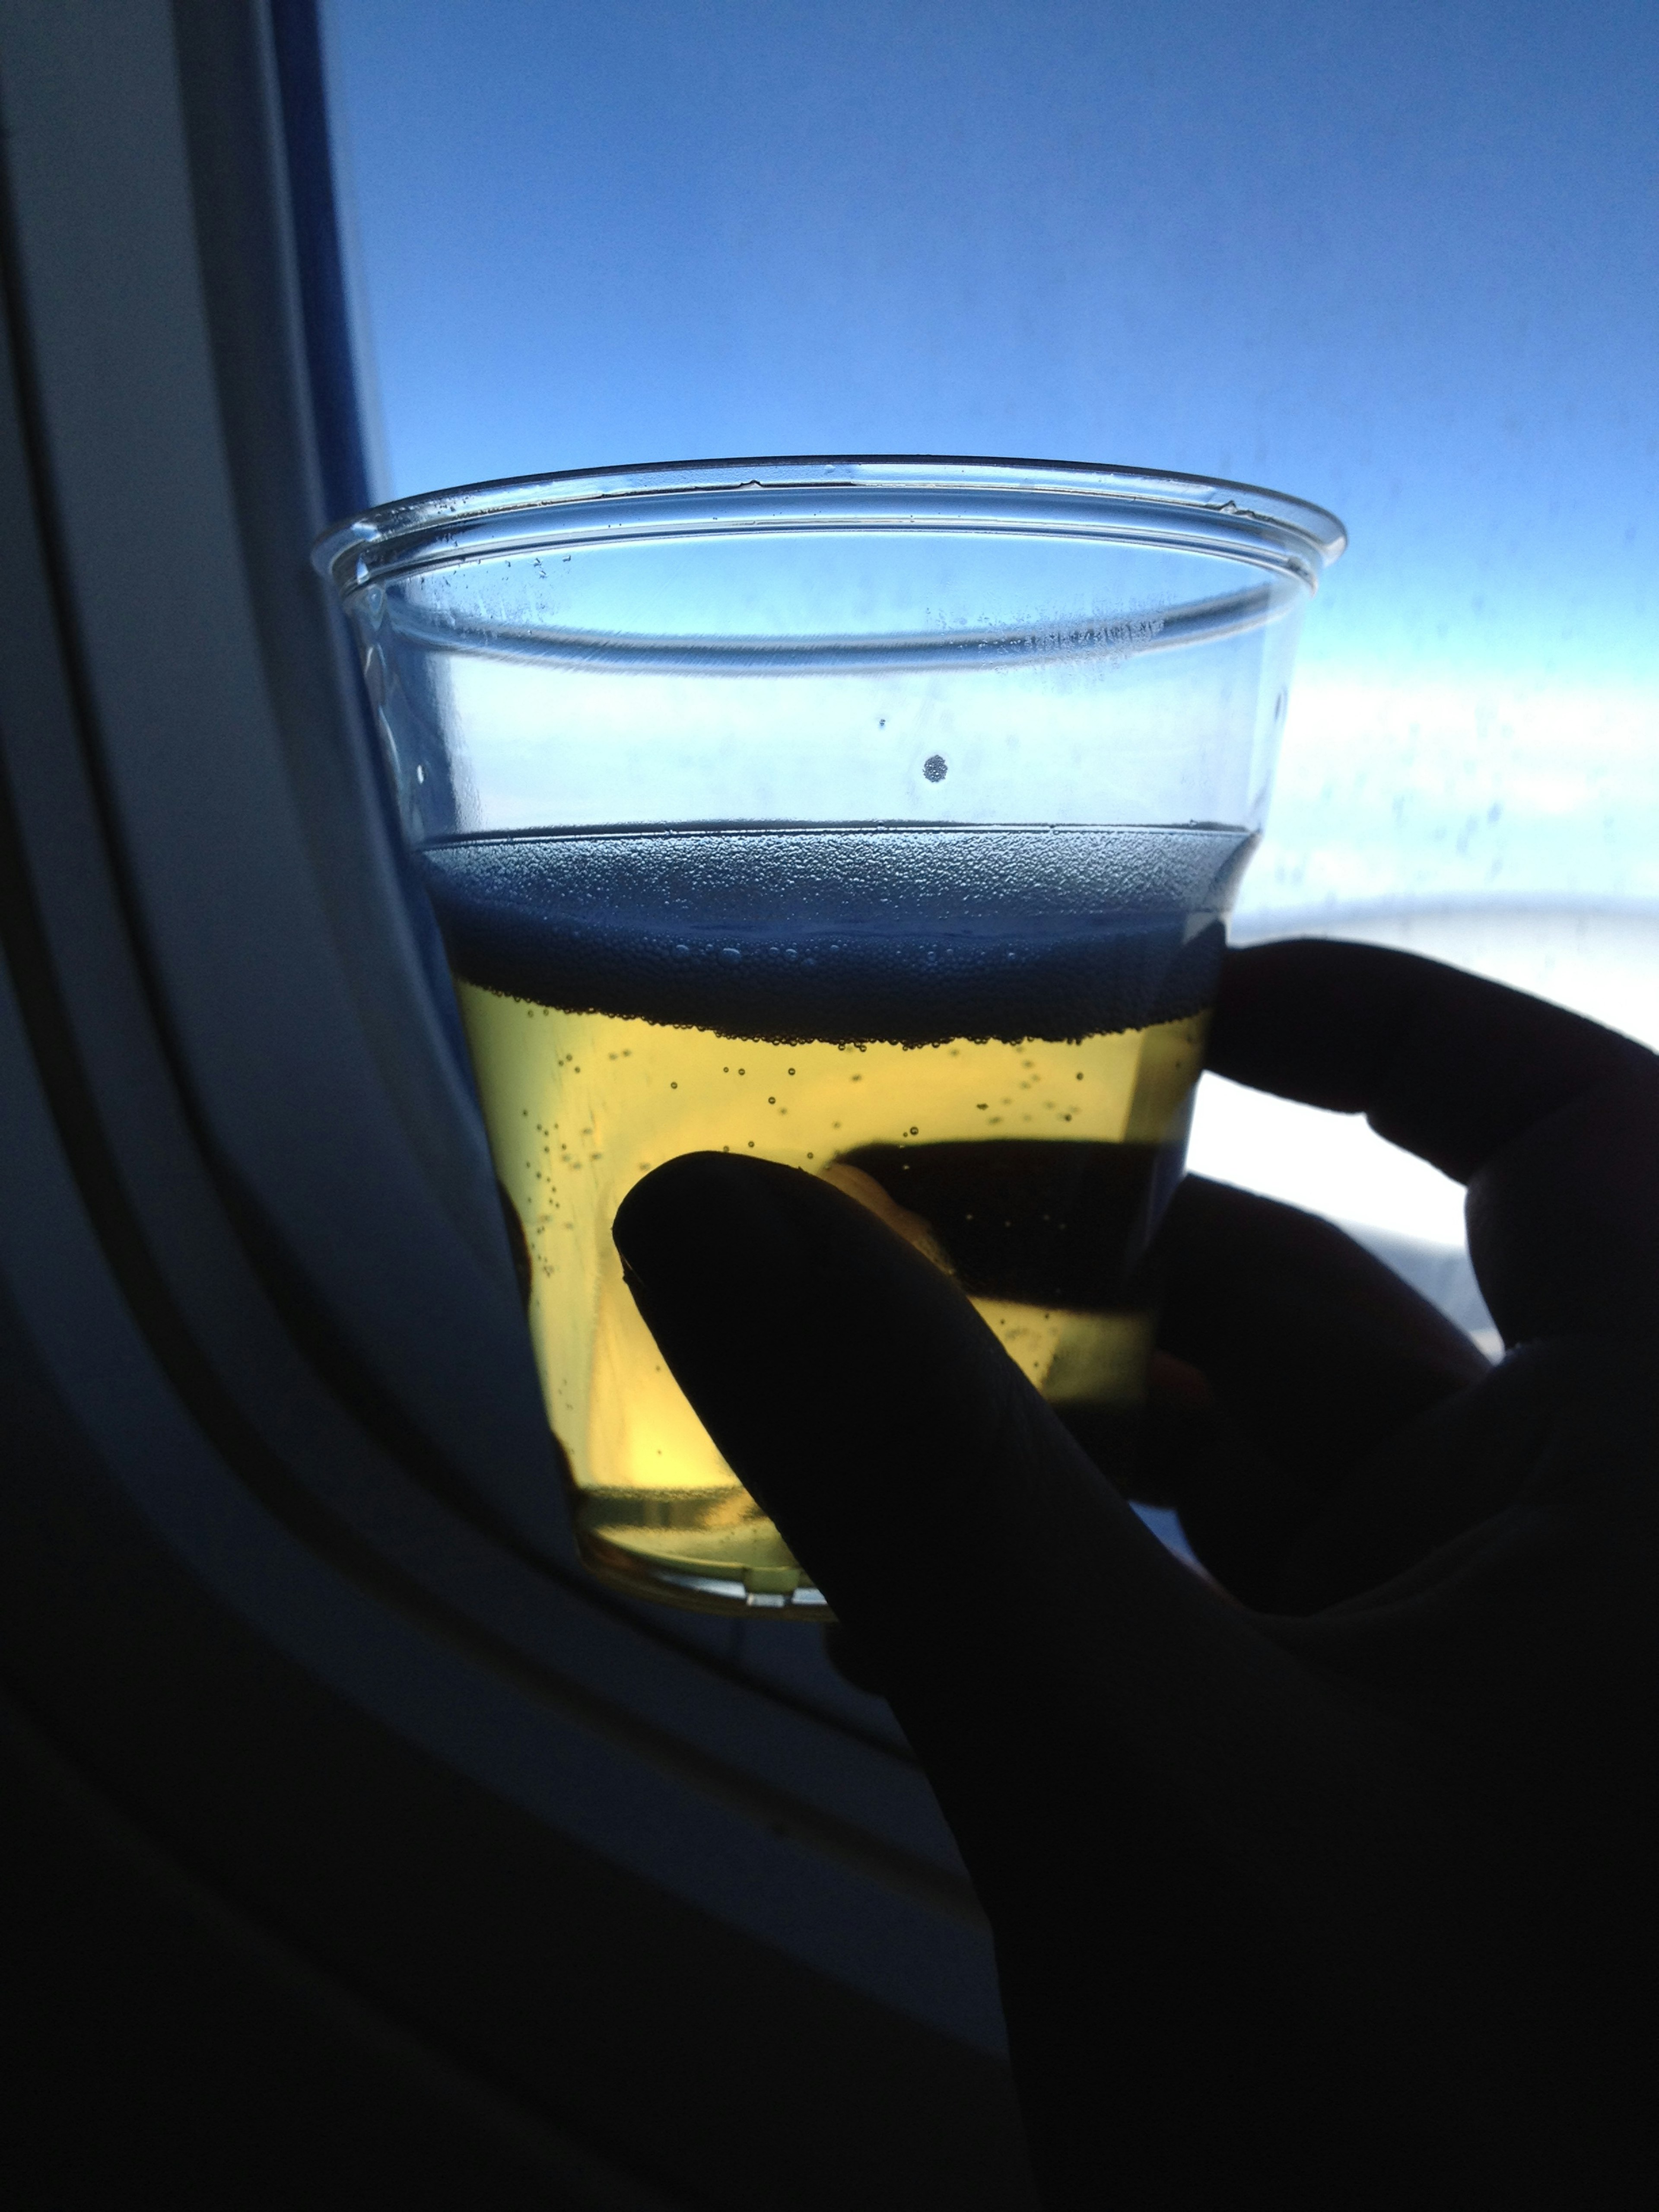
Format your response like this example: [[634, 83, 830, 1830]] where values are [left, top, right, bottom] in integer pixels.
[[326, 0, 1657, 905]]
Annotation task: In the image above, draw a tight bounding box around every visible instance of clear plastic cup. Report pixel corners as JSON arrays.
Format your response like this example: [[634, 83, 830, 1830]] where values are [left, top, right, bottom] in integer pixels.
[[316, 457, 1344, 1613]]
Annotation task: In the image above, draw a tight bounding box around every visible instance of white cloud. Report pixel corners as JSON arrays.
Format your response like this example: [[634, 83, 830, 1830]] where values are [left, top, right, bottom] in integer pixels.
[[1244, 675, 1659, 909]]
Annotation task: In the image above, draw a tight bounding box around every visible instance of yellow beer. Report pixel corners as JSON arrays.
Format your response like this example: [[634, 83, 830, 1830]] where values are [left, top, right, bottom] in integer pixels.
[[462, 987, 1205, 1608], [420, 824, 1243, 1612]]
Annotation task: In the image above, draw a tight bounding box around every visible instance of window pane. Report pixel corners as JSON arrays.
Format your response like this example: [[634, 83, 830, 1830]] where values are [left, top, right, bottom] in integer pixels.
[[324, 0, 1658, 1290]]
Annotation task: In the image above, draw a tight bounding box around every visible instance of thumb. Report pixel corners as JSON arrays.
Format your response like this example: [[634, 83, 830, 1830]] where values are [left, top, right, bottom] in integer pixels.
[[611, 1153, 1319, 1890]]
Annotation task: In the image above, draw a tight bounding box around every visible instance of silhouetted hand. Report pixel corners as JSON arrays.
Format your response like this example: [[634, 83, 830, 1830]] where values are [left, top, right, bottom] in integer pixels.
[[613, 943, 1659, 2209]]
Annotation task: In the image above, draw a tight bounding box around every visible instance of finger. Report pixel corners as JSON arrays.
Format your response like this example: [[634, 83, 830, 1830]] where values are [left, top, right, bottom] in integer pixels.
[[1154, 1175, 1487, 1486], [1209, 940, 1655, 1183], [610, 1154, 1322, 1884], [1466, 1065, 1659, 1343], [1143, 1176, 1489, 1602], [1269, 1348, 1562, 1613]]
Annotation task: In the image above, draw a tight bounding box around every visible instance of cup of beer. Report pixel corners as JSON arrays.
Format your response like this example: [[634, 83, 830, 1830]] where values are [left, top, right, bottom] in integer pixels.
[[317, 458, 1344, 1614]]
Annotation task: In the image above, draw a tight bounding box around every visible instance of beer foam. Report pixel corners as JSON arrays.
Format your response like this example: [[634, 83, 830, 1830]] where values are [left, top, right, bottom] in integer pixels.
[[417, 825, 1253, 1044]]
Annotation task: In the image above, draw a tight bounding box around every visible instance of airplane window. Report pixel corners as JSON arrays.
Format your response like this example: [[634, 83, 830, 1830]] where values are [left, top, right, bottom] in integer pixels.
[[1, 11, 1020, 2187], [0, 6, 1649, 2197], [323, 0, 1656, 1405]]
